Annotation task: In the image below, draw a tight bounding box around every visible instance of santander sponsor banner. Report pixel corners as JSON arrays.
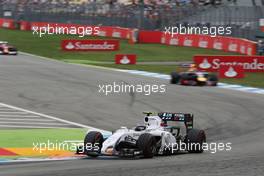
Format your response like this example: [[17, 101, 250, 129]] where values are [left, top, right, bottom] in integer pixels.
[[20, 21, 31, 31], [219, 65, 244, 78], [0, 18, 15, 29], [194, 55, 264, 72], [115, 54, 137, 64], [61, 40, 119, 51], [161, 32, 257, 55]]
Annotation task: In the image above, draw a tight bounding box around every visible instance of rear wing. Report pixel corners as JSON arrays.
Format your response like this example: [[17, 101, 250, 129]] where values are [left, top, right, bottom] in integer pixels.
[[157, 112, 194, 130], [143, 112, 193, 129]]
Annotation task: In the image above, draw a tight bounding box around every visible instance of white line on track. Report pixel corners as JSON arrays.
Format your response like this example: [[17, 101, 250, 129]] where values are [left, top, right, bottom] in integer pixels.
[[0, 102, 110, 134], [0, 108, 21, 111], [0, 118, 55, 121], [0, 121, 70, 125], [0, 125, 79, 129], [0, 112, 29, 114], [0, 115, 41, 117]]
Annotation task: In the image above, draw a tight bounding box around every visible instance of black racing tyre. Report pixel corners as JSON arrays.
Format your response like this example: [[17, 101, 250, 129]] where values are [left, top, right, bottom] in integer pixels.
[[137, 133, 157, 158], [84, 131, 104, 157], [170, 72, 180, 84], [186, 129, 206, 153], [208, 74, 218, 86], [208, 74, 218, 82]]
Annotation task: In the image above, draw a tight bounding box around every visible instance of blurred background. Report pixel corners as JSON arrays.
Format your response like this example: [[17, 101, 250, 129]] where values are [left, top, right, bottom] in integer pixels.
[[0, 0, 264, 40]]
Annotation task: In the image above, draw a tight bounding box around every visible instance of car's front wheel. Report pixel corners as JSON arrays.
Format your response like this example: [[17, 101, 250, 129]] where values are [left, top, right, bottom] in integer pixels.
[[170, 72, 181, 84], [137, 133, 157, 158], [84, 131, 104, 157], [208, 74, 218, 86]]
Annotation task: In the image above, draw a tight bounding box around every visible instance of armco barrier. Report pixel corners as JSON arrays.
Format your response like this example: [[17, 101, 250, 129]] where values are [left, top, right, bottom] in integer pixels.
[[0, 18, 15, 29], [135, 30, 257, 55], [0, 18, 257, 55], [20, 21, 31, 31], [160, 33, 257, 55], [138, 31, 163, 44], [29, 21, 132, 39], [61, 39, 119, 51]]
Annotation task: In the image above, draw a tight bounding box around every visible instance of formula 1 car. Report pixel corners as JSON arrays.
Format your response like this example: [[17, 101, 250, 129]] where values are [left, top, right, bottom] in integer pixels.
[[0, 41, 18, 55], [171, 71, 218, 86], [76, 112, 206, 158]]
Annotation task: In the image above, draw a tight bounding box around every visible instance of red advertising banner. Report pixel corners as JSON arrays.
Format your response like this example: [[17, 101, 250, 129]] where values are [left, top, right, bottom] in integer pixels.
[[138, 31, 163, 43], [0, 18, 258, 55], [219, 65, 244, 78], [20, 21, 31, 31], [0, 18, 15, 29], [161, 33, 257, 55], [61, 40, 119, 51], [115, 54, 137, 64], [194, 55, 264, 72]]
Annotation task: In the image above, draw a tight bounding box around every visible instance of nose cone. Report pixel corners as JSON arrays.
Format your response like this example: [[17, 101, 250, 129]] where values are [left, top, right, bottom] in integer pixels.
[[197, 77, 207, 82]]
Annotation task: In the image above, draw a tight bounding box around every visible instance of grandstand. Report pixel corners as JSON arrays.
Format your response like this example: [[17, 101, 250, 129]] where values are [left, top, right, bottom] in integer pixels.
[[0, 0, 263, 40]]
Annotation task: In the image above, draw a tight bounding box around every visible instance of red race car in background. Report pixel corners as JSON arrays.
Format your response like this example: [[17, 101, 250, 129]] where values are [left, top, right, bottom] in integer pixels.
[[0, 41, 18, 55], [170, 64, 218, 86]]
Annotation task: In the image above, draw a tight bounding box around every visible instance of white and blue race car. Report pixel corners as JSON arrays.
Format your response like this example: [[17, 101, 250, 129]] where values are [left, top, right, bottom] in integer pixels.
[[77, 112, 206, 158]]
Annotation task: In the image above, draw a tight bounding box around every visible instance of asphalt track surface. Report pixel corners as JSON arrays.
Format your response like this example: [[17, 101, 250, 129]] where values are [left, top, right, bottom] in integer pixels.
[[0, 54, 264, 176]]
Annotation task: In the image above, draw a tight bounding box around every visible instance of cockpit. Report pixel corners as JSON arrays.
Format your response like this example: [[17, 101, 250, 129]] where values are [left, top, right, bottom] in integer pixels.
[[134, 116, 164, 131]]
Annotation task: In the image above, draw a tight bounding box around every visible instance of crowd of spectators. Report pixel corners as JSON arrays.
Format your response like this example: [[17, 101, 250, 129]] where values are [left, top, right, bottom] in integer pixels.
[[0, 0, 201, 17], [0, 0, 223, 29]]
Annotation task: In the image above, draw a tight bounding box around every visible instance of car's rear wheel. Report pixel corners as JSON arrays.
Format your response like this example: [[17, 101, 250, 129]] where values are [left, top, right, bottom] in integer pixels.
[[84, 131, 104, 157], [186, 129, 206, 153], [170, 72, 181, 84], [137, 133, 157, 158]]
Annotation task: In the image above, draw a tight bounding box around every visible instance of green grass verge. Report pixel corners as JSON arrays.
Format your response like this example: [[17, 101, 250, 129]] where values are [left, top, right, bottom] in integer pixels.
[[0, 128, 86, 148], [220, 73, 264, 88]]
